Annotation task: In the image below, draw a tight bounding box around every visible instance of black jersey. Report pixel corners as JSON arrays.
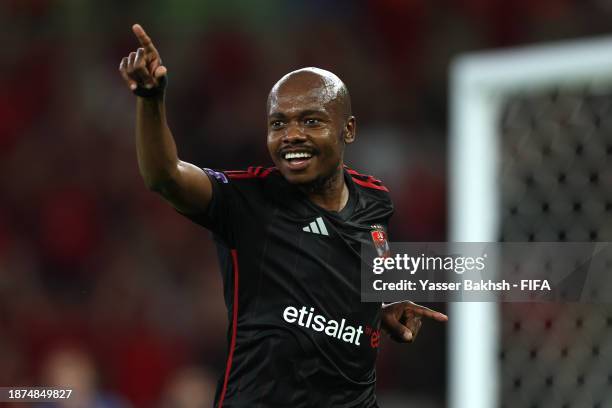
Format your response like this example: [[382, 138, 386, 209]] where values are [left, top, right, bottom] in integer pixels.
[[184, 166, 393, 408]]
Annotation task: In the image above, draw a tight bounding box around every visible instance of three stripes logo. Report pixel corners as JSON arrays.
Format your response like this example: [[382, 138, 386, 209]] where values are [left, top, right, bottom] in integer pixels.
[[302, 217, 329, 236]]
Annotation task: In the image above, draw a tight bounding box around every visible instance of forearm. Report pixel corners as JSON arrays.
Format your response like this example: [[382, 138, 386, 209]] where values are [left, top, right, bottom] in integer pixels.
[[122, 24, 212, 213], [135, 95, 180, 190]]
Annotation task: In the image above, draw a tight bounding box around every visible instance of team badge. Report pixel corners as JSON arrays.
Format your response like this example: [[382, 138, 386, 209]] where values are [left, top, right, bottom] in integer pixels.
[[370, 224, 390, 258]]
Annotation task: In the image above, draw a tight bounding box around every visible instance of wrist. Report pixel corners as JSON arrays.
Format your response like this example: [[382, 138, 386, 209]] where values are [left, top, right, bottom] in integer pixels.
[[133, 75, 167, 99]]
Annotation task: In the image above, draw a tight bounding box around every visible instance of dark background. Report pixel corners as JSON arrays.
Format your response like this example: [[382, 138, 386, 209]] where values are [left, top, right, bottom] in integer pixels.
[[2, 0, 612, 407]]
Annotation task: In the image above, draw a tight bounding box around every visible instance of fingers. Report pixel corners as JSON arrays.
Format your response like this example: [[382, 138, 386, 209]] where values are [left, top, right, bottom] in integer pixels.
[[132, 24, 157, 54], [153, 65, 167, 79], [389, 322, 414, 342], [406, 302, 448, 322], [412, 318, 423, 340], [118, 47, 158, 92], [119, 24, 168, 94], [403, 311, 422, 340], [381, 301, 440, 343], [119, 57, 137, 91], [382, 313, 414, 342], [127, 51, 137, 68], [127, 50, 148, 85], [134, 48, 155, 88]]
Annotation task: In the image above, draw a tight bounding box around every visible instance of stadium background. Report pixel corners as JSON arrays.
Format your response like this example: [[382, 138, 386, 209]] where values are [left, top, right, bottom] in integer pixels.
[[2, 1, 612, 407]]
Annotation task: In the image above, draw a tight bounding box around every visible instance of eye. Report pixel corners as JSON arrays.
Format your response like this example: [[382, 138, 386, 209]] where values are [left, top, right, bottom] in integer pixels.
[[304, 118, 321, 127], [270, 120, 285, 130]]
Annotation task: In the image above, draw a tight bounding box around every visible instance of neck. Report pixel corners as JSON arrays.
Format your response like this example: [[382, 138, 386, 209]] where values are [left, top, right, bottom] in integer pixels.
[[301, 165, 348, 212]]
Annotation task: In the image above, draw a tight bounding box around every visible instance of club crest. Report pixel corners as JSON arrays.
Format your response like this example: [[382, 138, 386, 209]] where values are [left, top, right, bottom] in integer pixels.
[[370, 224, 390, 258]]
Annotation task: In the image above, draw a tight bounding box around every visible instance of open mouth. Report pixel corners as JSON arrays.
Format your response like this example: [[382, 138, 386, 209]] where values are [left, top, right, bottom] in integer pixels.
[[281, 150, 315, 171]]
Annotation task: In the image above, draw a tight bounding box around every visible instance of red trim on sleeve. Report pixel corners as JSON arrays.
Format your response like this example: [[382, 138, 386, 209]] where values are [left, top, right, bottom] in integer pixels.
[[218, 249, 240, 408], [345, 167, 389, 192], [226, 167, 277, 179], [227, 173, 257, 179], [259, 167, 274, 178], [351, 177, 390, 192]]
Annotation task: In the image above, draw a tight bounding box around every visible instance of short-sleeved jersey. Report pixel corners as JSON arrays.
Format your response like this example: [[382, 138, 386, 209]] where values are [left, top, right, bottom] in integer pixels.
[[184, 166, 393, 408]]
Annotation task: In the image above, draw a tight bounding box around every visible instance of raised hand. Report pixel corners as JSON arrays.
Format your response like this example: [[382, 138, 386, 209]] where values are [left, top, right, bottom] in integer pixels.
[[119, 24, 167, 94]]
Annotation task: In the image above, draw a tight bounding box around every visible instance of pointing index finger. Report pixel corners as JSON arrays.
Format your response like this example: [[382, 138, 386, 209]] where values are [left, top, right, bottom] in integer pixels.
[[407, 302, 448, 322], [132, 24, 156, 51]]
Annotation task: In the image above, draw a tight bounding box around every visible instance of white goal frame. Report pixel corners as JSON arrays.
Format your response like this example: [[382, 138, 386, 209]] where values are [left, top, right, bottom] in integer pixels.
[[449, 35, 612, 408]]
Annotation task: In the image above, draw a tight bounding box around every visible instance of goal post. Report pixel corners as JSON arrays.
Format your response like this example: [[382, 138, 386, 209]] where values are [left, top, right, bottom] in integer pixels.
[[449, 35, 612, 408]]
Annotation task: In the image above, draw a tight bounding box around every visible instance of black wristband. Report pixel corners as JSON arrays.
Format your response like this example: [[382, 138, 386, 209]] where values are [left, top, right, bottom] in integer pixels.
[[133, 75, 168, 98]]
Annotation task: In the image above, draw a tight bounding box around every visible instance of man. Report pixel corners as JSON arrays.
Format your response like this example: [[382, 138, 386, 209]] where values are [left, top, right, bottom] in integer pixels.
[[119, 24, 447, 408]]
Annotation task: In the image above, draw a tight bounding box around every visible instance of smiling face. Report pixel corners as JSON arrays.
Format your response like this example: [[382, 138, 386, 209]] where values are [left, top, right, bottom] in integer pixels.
[[267, 68, 355, 186]]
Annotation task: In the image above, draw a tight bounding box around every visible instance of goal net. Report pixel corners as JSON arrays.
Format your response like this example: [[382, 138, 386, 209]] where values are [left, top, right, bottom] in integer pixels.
[[450, 36, 612, 408]]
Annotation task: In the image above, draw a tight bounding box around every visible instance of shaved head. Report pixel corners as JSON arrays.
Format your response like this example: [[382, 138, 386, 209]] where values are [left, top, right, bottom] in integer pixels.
[[267, 67, 352, 119], [266, 67, 356, 189]]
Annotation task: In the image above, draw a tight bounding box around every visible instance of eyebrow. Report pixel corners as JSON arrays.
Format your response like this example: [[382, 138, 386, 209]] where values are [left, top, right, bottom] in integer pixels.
[[268, 109, 329, 120]]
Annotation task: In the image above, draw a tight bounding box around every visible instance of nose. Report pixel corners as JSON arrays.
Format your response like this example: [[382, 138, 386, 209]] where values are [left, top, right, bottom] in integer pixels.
[[283, 122, 307, 143]]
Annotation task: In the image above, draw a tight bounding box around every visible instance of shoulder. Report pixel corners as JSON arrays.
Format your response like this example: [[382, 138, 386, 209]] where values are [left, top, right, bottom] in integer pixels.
[[345, 166, 393, 208], [345, 166, 390, 193], [222, 166, 279, 181], [203, 166, 279, 185], [203, 166, 282, 200], [345, 166, 394, 219]]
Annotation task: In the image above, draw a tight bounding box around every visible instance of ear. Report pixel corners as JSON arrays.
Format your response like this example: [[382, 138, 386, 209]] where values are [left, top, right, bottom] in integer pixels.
[[343, 116, 356, 144]]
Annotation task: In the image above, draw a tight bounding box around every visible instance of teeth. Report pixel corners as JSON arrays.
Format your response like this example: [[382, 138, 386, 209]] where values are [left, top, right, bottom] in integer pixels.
[[284, 152, 312, 160]]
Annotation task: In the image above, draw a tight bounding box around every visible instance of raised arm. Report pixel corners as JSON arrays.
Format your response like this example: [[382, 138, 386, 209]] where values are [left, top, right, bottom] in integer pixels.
[[118, 24, 212, 215]]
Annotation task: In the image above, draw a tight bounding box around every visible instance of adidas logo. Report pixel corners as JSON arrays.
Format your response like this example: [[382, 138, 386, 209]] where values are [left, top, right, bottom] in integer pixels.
[[302, 217, 329, 236]]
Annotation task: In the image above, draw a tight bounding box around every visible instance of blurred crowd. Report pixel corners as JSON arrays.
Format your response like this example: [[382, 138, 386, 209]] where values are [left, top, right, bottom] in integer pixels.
[[2, 0, 612, 407]]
